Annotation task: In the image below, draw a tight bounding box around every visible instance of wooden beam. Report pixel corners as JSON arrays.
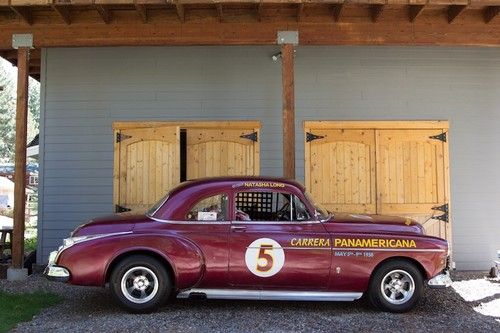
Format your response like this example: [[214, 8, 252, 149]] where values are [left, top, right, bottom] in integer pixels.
[[281, 43, 295, 180], [52, 5, 71, 25], [216, 3, 223, 23], [176, 3, 185, 22], [95, 5, 111, 24], [408, 4, 425, 23], [10, 6, 32, 25], [257, 2, 264, 21], [448, 5, 467, 24], [12, 46, 29, 269], [371, 4, 384, 23], [0, 49, 40, 61], [135, 4, 147, 23], [297, 3, 304, 22], [333, 4, 344, 22], [0, 15, 499, 48], [484, 6, 500, 23]]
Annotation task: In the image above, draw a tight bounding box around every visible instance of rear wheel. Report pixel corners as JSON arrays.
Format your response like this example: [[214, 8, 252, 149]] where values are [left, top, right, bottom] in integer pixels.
[[109, 255, 172, 313], [368, 260, 423, 313]]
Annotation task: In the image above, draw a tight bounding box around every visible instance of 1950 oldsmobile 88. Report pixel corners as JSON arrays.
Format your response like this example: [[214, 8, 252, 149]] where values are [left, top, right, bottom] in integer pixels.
[[45, 176, 451, 313]]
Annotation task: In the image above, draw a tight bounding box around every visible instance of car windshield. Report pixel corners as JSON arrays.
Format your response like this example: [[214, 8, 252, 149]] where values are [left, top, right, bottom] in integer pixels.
[[304, 191, 331, 221]]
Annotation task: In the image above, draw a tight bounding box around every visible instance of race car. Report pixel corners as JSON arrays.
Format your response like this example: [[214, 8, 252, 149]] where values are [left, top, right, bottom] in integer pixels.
[[45, 176, 451, 313]]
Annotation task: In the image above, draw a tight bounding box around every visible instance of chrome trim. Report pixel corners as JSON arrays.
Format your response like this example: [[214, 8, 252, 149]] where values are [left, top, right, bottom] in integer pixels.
[[428, 271, 452, 289], [146, 194, 170, 217], [331, 247, 446, 253], [55, 231, 134, 263], [148, 216, 319, 225], [148, 216, 231, 224], [177, 289, 363, 301], [231, 220, 320, 225], [44, 265, 70, 282]]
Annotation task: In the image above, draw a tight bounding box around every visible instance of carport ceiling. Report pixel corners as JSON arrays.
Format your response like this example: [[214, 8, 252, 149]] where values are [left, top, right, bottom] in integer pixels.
[[0, 0, 499, 79]]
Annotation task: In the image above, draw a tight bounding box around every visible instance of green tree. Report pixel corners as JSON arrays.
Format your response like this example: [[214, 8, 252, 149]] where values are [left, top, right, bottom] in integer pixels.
[[0, 59, 16, 162], [27, 78, 40, 143], [0, 59, 40, 163]]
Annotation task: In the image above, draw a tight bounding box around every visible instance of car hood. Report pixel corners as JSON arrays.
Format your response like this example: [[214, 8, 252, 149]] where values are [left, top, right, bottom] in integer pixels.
[[72, 213, 151, 236], [323, 212, 425, 235]]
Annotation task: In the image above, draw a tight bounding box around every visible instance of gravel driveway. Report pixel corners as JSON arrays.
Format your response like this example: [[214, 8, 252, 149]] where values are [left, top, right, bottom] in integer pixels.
[[1, 271, 498, 333]]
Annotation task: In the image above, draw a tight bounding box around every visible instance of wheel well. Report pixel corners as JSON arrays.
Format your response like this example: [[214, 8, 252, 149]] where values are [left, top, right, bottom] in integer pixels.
[[105, 250, 176, 287], [369, 256, 428, 283]]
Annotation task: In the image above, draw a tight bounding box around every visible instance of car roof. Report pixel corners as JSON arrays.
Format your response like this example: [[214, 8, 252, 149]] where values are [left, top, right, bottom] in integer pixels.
[[170, 176, 305, 195]]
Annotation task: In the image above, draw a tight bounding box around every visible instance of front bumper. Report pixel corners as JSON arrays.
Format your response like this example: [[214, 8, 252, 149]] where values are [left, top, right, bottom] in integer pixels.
[[427, 271, 452, 289], [44, 250, 70, 283]]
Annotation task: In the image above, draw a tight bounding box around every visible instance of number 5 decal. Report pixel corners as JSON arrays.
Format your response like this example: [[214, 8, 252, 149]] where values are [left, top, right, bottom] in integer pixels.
[[245, 238, 285, 277]]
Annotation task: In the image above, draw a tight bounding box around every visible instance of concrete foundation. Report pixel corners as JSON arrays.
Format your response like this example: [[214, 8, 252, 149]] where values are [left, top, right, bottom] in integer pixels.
[[7, 267, 28, 281]]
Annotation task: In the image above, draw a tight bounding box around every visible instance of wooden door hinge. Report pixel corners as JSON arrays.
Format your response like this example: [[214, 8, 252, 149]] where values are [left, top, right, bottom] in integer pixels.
[[240, 131, 258, 142], [429, 132, 447, 142], [306, 132, 325, 142], [116, 133, 132, 143], [115, 205, 131, 213]]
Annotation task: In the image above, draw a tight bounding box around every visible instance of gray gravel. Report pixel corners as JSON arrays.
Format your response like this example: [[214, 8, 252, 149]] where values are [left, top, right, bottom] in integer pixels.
[[1, 271, 499, 333]]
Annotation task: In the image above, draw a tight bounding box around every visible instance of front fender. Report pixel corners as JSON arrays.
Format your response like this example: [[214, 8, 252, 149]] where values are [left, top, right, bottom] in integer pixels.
[[57, 233, 205, 288]]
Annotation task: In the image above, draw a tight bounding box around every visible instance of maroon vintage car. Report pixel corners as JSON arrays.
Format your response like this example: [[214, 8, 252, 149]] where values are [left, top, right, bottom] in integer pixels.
[[45, 176, 451, 313]]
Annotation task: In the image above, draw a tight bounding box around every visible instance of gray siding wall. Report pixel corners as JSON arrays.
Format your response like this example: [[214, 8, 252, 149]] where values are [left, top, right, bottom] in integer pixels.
[[39, 46, 500, 270]]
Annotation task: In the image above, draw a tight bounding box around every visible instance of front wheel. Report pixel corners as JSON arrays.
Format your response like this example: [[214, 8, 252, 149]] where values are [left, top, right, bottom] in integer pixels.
[[367, 260, 423, 313], [109, 255, 172, 313]]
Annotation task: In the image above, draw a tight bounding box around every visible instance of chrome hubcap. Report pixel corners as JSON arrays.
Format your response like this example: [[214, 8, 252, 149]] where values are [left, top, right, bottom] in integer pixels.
[[121, 266, 159, 304], [380, 269, 415, 305]]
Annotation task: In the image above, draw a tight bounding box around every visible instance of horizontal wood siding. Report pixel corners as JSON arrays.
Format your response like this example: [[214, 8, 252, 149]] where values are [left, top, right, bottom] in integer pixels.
[[40, 46, 500, 270]]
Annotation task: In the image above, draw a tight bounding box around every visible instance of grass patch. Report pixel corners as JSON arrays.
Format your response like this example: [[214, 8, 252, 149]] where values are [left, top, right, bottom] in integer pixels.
[[0, 291, 62, 333]]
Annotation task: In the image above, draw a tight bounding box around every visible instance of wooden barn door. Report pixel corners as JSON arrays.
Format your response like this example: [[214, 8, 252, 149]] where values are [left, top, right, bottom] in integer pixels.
[[305, 121, 450, 241], [186, 127, 260, 179], [376, 129, 449, 240], [305, 129, 376, 213], [114, 126, 180, 213]]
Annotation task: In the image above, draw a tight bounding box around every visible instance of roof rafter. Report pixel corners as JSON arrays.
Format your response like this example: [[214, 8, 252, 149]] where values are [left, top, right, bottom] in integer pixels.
[[52, 5, 71, 25], [176, 3, 185, 22], [135, 4, 148, 23], [448, 5, 467, 24], [333, 3, 344, 22], [408, 4, 425, 23], [216, 3, 223, 22], [297, 3, 305, 22], [257, 2, 264, 21], [10, 6, 32, 25], [484, 6, 499, 23], [371, 4, 384, 23], [95, 5, 111, 24]]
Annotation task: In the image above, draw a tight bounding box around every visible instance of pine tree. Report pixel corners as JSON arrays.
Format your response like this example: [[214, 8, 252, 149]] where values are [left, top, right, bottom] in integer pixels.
[[0, 59, 40, 163], [0, 59, 16, 163]]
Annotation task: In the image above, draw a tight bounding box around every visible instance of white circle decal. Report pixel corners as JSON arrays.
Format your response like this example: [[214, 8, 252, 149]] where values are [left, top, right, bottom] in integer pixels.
[[245, 238, 285, 277]]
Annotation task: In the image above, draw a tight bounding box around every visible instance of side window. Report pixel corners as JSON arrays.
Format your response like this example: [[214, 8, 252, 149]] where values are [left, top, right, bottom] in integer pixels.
[[235, 191, 292, 221], [186, 194, 228, 221], [292, 195, 311, 221]]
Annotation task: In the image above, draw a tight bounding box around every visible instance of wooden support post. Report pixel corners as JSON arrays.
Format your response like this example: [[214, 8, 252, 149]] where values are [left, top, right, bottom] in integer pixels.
[[12, 46, 29, 269], [281, 43, 295, 179]]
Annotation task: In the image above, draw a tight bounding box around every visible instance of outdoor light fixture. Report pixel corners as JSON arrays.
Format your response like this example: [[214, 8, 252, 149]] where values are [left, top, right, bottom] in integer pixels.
[[271, 52, 282, 62], [271, 49, 297, 62]]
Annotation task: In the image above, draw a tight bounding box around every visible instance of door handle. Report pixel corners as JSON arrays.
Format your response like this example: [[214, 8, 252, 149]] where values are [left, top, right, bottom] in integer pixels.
[[231, 225, 247, 232]]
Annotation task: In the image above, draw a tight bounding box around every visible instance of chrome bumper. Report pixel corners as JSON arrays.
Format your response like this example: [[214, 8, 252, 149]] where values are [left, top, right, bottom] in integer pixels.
[[428, 271, 452, 289], [44, 250, 70, 283]]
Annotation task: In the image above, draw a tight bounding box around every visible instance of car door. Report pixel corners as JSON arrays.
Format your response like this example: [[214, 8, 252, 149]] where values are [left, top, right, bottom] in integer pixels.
[[228, 189, 332, 290]]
